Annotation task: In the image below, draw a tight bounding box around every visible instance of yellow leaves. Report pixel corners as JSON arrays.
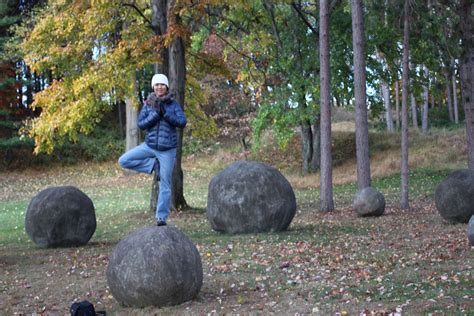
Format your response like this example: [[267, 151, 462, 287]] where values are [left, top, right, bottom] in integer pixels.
[[183, 77, 218, 140], [22, 0, 196, 154], [21, 1, 154, 154], [26, 71, 112, 154]]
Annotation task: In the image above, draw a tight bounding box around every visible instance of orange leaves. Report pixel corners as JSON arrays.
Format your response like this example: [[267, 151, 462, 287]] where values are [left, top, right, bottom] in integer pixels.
[[165, 24, 191, 46]]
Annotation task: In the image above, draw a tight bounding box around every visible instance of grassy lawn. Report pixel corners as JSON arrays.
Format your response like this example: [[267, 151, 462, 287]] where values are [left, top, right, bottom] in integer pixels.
[[0, 129, 473, 314]]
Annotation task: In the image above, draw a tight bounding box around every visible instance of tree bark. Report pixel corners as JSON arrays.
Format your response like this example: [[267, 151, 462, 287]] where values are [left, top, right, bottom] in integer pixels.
[[290, 11, 319, 175], [168, 0, 188, 210], [24, 64, 33, 107], [431, 75, 436, 109], [125, 73, 139, 151], [400, 0, 410, 209], [351, 0, 371, 189], [125, 105, 138, 151], [410, 93, 418, 129], [311, 118, 321, 172], [422, 66, 429, 133], [319, 0, 334, 212], [17, 63, 24, 108], [460, 0, 474, 169], [149, 0, 168, 213], [375, 49, 393, 132], [151, 0, 169, 75], [301, 120, 314, 175], [445, 68, 454, 122], [381, 83, 394, 132], [452, 67, 459, 124], [395, 80, 400, 129]]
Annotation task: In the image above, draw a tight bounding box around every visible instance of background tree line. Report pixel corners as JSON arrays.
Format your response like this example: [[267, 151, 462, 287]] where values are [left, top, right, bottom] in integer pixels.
[[0, 0, 472, 210]]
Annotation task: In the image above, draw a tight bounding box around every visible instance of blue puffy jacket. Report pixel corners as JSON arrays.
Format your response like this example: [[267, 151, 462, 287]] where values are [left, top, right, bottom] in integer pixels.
[[138, 97, 187, 151]]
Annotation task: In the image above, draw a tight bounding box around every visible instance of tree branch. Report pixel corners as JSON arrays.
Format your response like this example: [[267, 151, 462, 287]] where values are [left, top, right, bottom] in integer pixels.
[[121, 2, 154, 30], [290, 1, 318, 35], [185, 48, 229, 74], [262, 1, 283, 51], [194, 18, 255, 65], [204, 6, 251, 35]]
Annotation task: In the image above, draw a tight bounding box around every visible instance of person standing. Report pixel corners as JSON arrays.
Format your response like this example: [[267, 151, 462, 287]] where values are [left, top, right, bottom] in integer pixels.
[[118, 74, 187, 226]]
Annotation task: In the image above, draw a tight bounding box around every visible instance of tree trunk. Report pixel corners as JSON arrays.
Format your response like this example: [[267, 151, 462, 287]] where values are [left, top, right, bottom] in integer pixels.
[[453, 68, 459, 124], [400, 0, 410, 209], [150, 0, 168, 213], [431, 75, 436, 109], [395, 80, 400, 129], [410, 93, 418, 129], [375, 49, 393, 132], [460, 0, 474, 169], [151, 0, 169, 75], [319, 0, 334, 212], [168, 0, 188, 210], [422, 66, 429, 133], [122, 75, 149, 210], [24, 64, 33, 107], [351, 0, 371, 189], [335, 95, 341, 107], [301, 120, 314, 175], [125, 75, 139, 151], [445, 68, 454, 122], [17, 62, 24, 108], [311, 118, 321, 172], [381, 83, 394, 132]]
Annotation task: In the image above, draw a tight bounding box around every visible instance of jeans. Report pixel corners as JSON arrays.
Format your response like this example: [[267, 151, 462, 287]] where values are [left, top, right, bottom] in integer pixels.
[[118, 143, 176, 221]]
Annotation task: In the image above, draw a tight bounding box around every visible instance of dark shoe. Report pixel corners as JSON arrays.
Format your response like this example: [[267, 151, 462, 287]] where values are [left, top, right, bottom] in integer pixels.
[[153, 160, 160, 181], [157, 220, 167, 226]]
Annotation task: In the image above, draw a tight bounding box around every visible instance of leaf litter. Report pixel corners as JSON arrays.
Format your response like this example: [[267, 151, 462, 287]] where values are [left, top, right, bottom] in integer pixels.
[[0, 163, 473, 314]]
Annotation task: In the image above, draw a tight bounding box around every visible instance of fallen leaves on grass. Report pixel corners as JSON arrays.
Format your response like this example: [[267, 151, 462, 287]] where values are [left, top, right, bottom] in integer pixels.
[[1, 165, 473, 314], [196, 201, 473, 314]]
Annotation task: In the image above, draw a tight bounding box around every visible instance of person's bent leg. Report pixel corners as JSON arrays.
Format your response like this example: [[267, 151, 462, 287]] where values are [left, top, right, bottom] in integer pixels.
[[156, 148, 176, 222], [118, 143, 157, 174]]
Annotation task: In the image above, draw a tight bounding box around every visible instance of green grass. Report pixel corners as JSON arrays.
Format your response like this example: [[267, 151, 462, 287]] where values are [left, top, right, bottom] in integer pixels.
[[0, 200, 30, 246], [294, 168, 453, 208]]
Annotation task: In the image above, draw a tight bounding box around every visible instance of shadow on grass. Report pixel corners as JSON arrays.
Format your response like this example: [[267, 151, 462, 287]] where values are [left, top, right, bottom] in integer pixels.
[[183, 206, 207, 214]]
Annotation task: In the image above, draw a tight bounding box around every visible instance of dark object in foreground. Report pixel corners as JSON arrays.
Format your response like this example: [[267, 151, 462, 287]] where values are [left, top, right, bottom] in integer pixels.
[[207, 160, 297, 234], [70, 300, 95, 316], [435, 169, 474, 223], [70, 300, 106, 316], [106, 226, 202, 307], [25, 186, 96, 247]]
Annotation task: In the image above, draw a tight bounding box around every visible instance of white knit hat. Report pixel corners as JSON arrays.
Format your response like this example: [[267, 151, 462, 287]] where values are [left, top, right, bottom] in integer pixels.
[[151, 74, 169, 88]]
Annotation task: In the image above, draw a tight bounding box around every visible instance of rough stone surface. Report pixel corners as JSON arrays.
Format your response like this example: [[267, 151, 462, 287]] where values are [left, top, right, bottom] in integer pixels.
[[468, 216, 474, 246], [106, 226, 203, 308], [206, 160, 296, 234], [353, 187, 385, 217], [25, 186, 96, 247], [435, 169, 474, 223]]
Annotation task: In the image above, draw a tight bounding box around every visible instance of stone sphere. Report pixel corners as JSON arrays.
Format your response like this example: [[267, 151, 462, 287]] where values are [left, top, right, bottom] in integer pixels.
[[435, 169, 474, 223], [106, 226, 203, 308], [468, 216, 474, 246], [206, 160, 296, 234], [25, 186, 96, 247], [353, 187, 385, 217]]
